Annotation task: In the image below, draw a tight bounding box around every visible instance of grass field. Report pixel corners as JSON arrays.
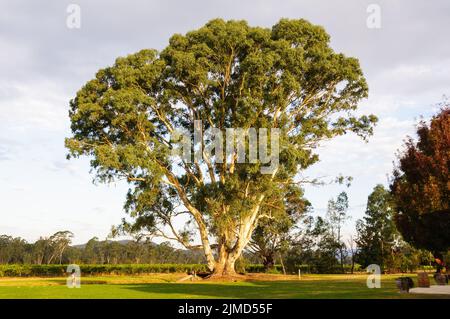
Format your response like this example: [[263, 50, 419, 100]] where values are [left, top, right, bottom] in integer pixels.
[[0, 273, 448, 299]]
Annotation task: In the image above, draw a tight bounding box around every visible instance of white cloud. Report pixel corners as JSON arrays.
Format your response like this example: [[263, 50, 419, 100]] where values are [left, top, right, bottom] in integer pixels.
[[1, 0, 449, 242], [303, 115, 420, 235], [305, 116, 417, 187], [46, 160, 81, 176], [0, 80, 71, 132]]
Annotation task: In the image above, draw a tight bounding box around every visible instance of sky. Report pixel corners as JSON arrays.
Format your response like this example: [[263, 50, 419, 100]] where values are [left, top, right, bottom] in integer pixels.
[[0, 0, 449, 245]]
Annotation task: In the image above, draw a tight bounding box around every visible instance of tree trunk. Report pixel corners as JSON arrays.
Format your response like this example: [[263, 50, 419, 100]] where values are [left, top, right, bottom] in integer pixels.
[[279, 253, 286, 275], [350, 255, 355, 274], [263, 254, 275, 272], [339, 247, 344, 273], [209, 235, 250, 277], [201, 194, 268, 278], [211, 254, 237, 276]]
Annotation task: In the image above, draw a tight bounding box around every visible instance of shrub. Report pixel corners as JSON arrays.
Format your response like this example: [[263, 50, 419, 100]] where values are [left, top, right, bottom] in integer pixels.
[[0, 263, 364, 276], [0, 264, 210, 277]]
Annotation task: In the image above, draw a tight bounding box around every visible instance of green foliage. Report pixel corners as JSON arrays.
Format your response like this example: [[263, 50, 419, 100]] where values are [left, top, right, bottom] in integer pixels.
[[248, 185, 310, 270], [355, 185, 399, 271], [65, 18, 377, 272], [0, 232, 73, 265], [0, 263, 356, 277], [0, 234, 206, 265], [355, 185, 435, 273], [234, 257, 249, 274], [283, 192, 350, 274], [326, 191, 350, 271], [285, 214, 343, 274], [0, 264, 209, 277], [245, 263, 361, 274], [0, 235, 29, 264], [241, 264, 284, 273]]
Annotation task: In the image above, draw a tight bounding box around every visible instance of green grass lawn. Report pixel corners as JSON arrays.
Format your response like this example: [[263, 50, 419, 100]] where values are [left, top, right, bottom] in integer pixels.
[[0, 273, 448, 299]]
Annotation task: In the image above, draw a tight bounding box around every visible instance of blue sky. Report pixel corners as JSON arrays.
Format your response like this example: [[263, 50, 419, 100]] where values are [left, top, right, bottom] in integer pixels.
[[0, 0, 449, 244]]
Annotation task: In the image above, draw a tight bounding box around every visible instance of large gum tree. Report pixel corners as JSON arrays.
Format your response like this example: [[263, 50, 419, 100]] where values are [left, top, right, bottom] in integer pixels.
[[66, 19, 377, 276]]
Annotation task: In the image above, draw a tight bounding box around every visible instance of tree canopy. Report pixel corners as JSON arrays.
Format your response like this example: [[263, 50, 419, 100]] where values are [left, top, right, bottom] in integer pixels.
[[390, 106, 450, 253], [326, 191, 349, 271], [355, 185, 399, 271], [66, 18, 377, 275]]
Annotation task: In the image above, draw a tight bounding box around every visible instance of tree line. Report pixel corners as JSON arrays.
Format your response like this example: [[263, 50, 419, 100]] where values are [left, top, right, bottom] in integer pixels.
[[283, 187, 437, 273], [0, 184, 437, 274], [0, 235, 205, 265]]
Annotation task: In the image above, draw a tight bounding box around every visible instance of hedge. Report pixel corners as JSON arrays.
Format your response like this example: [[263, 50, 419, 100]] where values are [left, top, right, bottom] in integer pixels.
[[245, 264, 362, 274], [0, 264, 209, 277], [244, 264, 284, 273], [0, 262, 383, 277]]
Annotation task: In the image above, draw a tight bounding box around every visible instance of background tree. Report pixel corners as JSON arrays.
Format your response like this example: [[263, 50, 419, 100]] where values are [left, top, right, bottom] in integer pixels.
[[286, 214, 342, 274], [31, 237, 50, 265], [247, 185, 310, 271], [48, 231, 74, 264], [0, 228, 432, 270], [326, 191, 349, 272], [311, 216, 343, 273], [0, 235, 29, 264], [390, 106, 449, 259], [347, 235, 356, 274], [0, 231, 207, 265], [65, 18, 377, 276], [82, 237, 102, 264], [355, 185, 400, 272]]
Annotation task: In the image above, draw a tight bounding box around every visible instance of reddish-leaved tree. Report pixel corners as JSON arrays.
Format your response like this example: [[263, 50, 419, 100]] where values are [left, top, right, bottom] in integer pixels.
[[391, 105, 450, 258]]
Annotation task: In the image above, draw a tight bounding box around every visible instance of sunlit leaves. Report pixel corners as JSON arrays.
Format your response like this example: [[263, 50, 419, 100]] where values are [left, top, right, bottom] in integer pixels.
[[390, 106, 450, 251], [66, 19, 377, 260]]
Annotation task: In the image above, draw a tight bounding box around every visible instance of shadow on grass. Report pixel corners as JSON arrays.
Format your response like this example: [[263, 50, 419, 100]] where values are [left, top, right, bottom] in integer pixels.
[[119, 280, 414, 299]]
